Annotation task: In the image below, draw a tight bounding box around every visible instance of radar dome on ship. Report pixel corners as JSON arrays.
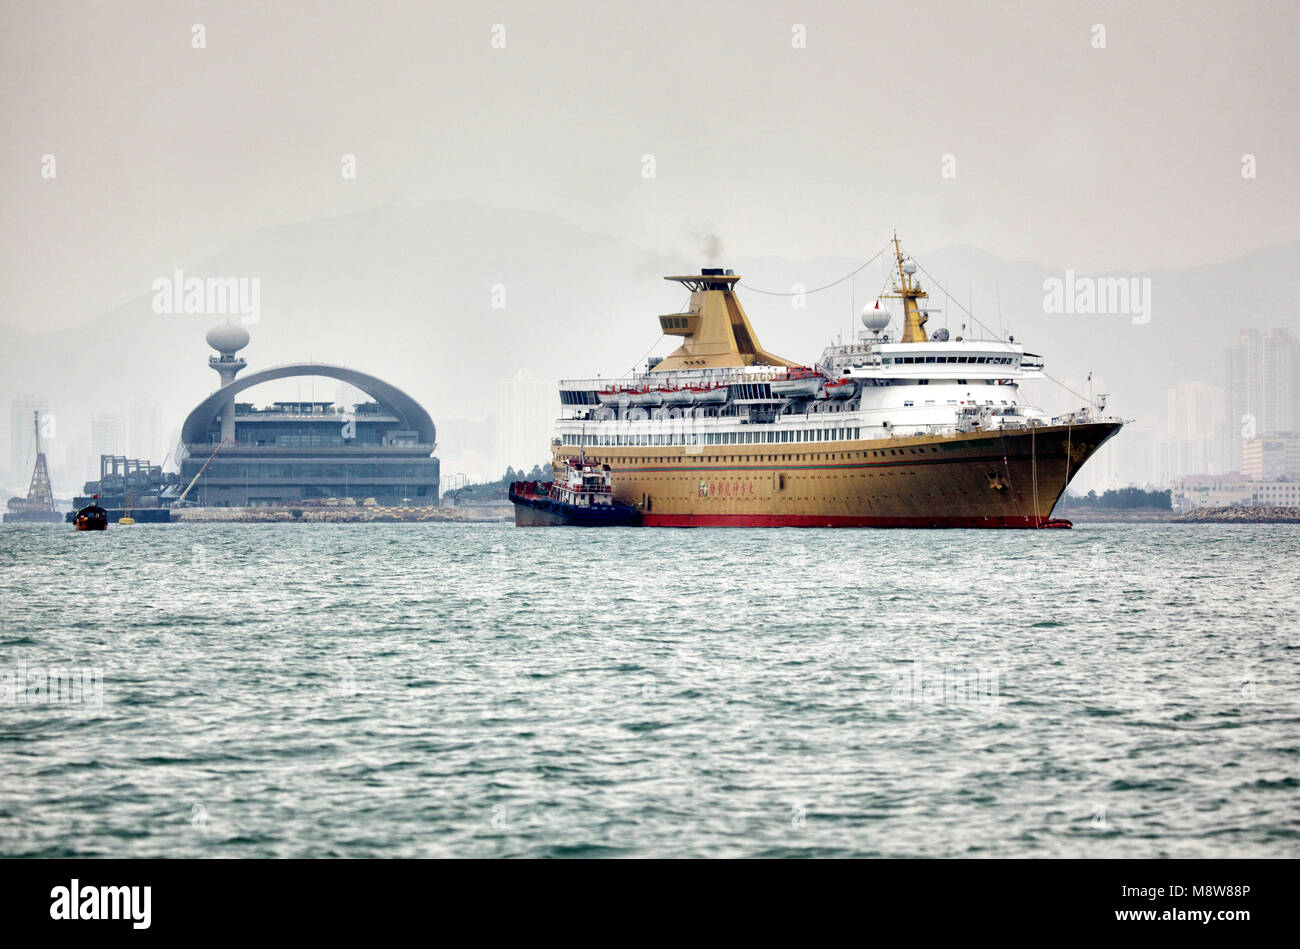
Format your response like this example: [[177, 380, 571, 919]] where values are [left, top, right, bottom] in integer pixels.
[[206, 323, 250, 354], [861, 301, 891, 332], [901, 260, 917, 275]]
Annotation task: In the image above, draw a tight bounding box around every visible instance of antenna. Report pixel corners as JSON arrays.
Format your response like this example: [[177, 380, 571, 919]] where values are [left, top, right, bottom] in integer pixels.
[[996, 283, 1003, 339]]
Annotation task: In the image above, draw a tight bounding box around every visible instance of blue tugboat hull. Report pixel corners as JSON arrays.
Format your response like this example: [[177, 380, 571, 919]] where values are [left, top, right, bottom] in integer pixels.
[[509, 486, 640, 527]]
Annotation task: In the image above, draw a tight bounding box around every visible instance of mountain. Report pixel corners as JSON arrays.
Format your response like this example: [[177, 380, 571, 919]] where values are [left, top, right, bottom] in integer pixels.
[[3, 199, 1297, 492]]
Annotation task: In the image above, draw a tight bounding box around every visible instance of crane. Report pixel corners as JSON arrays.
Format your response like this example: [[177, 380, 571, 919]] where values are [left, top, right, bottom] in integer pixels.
[[172, 439, 231, 507]]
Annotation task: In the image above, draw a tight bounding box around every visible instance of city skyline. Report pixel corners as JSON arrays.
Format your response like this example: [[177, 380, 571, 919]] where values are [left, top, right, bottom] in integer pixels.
[[11, 315, 1300, 498]]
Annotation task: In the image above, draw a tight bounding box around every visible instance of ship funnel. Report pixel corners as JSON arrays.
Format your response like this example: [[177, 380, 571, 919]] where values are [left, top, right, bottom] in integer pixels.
[[654, 270, 797, 372]]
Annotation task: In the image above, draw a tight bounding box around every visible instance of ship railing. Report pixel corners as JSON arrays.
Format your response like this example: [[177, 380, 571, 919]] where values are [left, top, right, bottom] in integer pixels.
[[560, 368, 794, 393]]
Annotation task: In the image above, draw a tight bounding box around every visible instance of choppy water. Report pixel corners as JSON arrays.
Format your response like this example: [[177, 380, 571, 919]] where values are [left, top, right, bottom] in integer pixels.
[[1, 522, 1297, 858]]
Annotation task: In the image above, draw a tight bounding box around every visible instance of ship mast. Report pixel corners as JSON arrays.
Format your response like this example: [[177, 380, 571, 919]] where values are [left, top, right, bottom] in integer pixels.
[[883, 233, 929, 343]]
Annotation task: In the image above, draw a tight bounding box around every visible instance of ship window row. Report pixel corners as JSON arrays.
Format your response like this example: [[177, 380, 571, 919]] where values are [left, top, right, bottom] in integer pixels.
[[204, 463, 435, 479], [274, 434, 347, 447], [884, 355, 1014, 365], [560, 390, 599, 405], [568, 428, 862, 447]]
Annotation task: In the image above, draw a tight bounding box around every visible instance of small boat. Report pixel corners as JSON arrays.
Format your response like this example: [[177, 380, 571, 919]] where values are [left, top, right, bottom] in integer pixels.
[[684, 383, 729, 405], [821, 378, 855, 399], [656, 385, 693, 405], [509, 457, 641, 527], [74, 496, 109, 531], [626, 386, 663, 407], [770, 368, 823, 398], [1039, 518, 1073, 529], [596, 386, 628, 406]]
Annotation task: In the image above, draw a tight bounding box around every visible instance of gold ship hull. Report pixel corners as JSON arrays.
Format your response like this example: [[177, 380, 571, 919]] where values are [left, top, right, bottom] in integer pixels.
[[553, 421, 1119, 527]]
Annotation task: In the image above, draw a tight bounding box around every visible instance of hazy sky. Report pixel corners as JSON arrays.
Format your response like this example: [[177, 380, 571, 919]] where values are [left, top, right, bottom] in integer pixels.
[[2, 0, 1297, 332]]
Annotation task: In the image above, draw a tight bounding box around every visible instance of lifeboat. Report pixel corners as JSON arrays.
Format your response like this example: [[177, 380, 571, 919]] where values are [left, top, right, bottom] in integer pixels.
[[684, 383, 728, 405], [821, 378, 856, 399], [771, 368, 823, 398], [596, 386, 629, 406], [74, 496, 108, 531], [626, 386, 663, 407], [656, 385, 693, 405]]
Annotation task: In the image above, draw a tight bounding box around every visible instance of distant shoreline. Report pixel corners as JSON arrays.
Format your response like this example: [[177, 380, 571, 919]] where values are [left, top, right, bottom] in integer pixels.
[[1173, 506, 1300, 524], [1055, 508, 1176, 523], [171, 504, 512, 524], [1058, 506, 1300, 524]]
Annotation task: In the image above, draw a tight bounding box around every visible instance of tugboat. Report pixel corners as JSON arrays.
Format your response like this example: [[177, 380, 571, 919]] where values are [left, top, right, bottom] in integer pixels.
[[509, 456, 642, 527], [74, 495, 109, 531]]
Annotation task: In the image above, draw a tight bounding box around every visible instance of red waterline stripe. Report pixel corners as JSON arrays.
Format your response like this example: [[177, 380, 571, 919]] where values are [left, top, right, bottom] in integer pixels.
[[641, 512, 1049, 528]]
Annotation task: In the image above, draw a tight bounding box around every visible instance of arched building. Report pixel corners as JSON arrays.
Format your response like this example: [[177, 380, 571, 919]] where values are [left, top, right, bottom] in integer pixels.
[[178, 326, 439, 507]]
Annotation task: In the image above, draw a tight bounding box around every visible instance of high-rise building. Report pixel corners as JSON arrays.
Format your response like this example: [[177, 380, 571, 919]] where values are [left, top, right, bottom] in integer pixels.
[[58, 435, 90, 493], [90, 413, 126, 462], [9, 394, 49, 481], [1157, 380, 1229, 479], [1227, 329, 1299, 467], [1242, 434, 1300, 481], [494, 369, 555, 478], [128, 400, 162, 465]]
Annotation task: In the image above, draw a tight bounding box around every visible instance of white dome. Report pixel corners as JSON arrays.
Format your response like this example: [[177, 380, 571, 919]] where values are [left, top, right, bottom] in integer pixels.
[[901, 260, 918, 275], [860, 300, 891, 332], [206, 323, 250, 353]]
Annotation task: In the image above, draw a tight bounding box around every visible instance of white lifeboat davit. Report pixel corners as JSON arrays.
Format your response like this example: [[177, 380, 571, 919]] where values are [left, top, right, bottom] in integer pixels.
[[597, 386, 630, 406], [656, 385, 693, 405]]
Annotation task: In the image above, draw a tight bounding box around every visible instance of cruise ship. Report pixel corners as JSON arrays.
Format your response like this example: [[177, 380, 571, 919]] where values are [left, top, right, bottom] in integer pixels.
[[550, 237, 1122, 527]]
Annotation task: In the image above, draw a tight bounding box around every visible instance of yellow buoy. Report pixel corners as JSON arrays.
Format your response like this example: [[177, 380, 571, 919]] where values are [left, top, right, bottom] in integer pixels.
[[118, 516, 135, 525]]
